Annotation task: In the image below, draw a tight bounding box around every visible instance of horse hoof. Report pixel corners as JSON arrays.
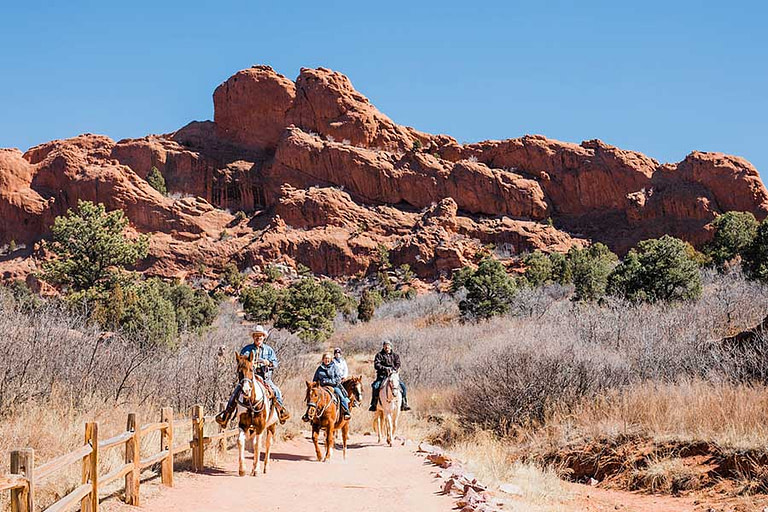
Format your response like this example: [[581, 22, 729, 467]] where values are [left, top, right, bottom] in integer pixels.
[[250, 469, 258, 477], [238, 469, 245, 477]]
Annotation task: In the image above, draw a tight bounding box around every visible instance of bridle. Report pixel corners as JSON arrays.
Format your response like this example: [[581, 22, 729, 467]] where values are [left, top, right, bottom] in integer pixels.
[[305, 386, 332, 421], [237, 370, 265, 414], [383, 371, 400, 404]]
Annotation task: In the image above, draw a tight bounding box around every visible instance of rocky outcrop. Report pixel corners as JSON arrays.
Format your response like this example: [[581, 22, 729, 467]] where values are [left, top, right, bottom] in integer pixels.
[[1, 64, 766, 282]]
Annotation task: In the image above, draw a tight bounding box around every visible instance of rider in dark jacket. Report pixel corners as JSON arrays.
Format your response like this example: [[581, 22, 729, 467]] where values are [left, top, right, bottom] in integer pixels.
[[369, 340, 411, 411], [313, 353, 351, 419]]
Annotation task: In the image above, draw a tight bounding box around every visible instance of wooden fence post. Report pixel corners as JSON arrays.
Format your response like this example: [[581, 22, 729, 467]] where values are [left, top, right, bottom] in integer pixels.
[[10, 449, 34, 512], [160, 407, 174, 487], [81, 422, 99, 512], [192, 405, 204, 472], [125, 413, 140, 506]]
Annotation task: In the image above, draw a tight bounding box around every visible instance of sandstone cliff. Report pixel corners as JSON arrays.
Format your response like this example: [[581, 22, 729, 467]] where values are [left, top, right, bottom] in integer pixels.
[[1, 65, 765, 282]]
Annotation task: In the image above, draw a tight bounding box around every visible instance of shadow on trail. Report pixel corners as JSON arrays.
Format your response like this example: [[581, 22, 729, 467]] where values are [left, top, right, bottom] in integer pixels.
[[268, 451, 314, 461]]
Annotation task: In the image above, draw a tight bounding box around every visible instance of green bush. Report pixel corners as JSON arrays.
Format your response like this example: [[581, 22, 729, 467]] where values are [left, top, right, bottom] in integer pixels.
[[321, 280, 355, 316], [221, 263, 245, 292], [275, 277, 338, 342], [452, 257, 517, 320], [146, 166, 167, 195], [568, 243, 617, 302], [523, 250, 554, 287], [743, 219, 768, 283], [608, 235, 702, 303], [706, 211, 758, 267], [358, 289, 383, 322], [549, 252, 572, 284], [241, 283, 284, 323], [264, 264, 283, 282], [165, 281, 218, 333], [42, 200, 149, 292]]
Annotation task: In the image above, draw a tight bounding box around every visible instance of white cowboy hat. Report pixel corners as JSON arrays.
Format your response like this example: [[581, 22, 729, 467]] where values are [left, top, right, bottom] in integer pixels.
[[251, 325, 269, 337]]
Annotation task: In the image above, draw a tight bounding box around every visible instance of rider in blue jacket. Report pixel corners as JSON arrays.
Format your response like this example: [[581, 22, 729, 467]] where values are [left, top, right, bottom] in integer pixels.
[[215, 326, 290, 426], [312, 353, 351, 419]]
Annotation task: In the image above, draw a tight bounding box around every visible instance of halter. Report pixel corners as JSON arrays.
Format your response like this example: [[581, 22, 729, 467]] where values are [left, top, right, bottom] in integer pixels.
[[305, 386, 333, 420]]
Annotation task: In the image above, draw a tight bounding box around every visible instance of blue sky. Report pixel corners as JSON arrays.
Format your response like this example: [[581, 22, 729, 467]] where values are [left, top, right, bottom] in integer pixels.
[[1, 1, 765, 177]]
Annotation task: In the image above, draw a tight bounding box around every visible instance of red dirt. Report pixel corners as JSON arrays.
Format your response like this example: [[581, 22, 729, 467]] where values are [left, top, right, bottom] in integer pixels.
[[106, 433, 456, 512]]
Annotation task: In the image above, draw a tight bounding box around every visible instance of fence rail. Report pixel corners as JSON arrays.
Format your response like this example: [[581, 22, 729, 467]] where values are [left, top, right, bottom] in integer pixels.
[[3, 403, 241, 512]]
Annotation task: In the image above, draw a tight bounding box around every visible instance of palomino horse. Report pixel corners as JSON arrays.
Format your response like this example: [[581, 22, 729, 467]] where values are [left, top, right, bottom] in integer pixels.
[[234, 351, 278, 476], [373, 370, 402, 446], [303, 381, 351, 461]]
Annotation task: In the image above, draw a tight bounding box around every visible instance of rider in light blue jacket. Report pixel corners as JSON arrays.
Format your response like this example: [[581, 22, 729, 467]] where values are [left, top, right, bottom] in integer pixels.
[[215, 326, 290, 426]]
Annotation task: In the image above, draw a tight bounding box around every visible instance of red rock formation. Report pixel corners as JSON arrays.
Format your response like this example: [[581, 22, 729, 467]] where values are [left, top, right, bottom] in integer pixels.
[[1, 64, 766, 283]]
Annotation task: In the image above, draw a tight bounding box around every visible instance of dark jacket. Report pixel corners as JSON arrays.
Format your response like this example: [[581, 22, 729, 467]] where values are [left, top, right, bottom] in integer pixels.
[[313, 363, 342, 387], [374, 349, 401, 380]]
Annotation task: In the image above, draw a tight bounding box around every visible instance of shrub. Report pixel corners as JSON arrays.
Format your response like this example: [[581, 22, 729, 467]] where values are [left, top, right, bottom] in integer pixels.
[[608, 235, 702, 303], [706, 211, 758, 267], [452, 257, 517, 320], [549, 252, 572, 284], [743, 219, 768, 283], [240, 283, 284, 323], [275, 277, 338, 342], [264, 264, 283, 282], [221, 263, 245, 292], [146, 166, 167, 195], [358, 289, 383, 322], [568, 243, 617, 301], [42, 200, 149, 292], [165, 281, 218, 333], [321, 279, 355, 316], [118, 278, 179, 345], [523, 250, 553, 287], [234, 210, 247, 223]]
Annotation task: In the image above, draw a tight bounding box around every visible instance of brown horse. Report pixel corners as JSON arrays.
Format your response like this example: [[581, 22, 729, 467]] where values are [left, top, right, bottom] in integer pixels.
[[342, 376, 364, 408], [303, 381, 353, 461], [235, 351, 278, 476]]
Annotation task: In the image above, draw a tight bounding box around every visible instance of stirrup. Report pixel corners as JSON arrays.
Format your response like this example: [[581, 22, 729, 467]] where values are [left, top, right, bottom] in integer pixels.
[[278, 407, 291, 424]]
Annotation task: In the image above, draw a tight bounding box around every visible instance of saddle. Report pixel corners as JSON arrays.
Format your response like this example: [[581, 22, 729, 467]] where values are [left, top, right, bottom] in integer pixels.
[[254, 375, 275, 402], [323, 386, 338, 404]]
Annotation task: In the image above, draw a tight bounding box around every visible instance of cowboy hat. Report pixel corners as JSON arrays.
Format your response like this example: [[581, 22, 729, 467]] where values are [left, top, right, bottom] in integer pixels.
[[251, 325, 269, 338]]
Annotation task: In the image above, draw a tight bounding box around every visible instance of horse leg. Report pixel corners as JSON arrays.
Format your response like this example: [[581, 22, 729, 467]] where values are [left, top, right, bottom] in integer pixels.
[[386, 413, 393, 447], [237, 430, 246, 477], [392, 406, 400, 443], [373, 412, 381, 443], [251, 432, 261, 476], [324, 424, 334, 462], [342, 423, 349, 460], [263, 424, 276, 474], [312, 425, 322, 461]]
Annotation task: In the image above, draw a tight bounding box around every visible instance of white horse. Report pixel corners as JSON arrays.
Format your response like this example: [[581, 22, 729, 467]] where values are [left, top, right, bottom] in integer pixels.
[[235, 353, 279, 476], [373, 370, 402, 446]]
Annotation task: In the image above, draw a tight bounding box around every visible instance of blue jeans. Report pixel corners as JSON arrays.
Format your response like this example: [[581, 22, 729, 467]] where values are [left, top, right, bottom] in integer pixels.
[[265, 379, 283, 406], [333, 387, 350, 411]]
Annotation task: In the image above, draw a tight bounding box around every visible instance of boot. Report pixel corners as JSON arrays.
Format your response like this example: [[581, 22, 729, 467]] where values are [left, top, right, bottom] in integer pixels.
[[369, 383, 378, 411], [342, 403, 351, 420], [275, 402, 291, 424], [215, 386, 240, 427], [401, 392, 411, 411]]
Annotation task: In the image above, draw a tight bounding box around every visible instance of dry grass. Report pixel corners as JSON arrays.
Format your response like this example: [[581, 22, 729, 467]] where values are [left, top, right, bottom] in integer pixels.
[[541, 380, 768, 451]]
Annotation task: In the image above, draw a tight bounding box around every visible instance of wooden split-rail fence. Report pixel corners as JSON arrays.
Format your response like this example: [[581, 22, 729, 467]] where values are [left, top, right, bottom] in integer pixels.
[[1, 403, 240, 512]]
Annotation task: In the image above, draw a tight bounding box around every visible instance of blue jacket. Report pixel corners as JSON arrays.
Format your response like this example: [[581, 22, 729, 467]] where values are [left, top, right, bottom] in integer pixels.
[[313, 363, 342, 387], [240, 343, 278, 379]]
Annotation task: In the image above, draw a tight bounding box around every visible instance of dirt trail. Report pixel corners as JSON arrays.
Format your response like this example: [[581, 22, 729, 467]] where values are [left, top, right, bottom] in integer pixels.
[[108, 432, 455, 512]]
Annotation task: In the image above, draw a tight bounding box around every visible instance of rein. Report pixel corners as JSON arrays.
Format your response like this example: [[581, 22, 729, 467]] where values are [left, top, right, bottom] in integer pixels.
[[237, 376, 265, 414], [306, 387, 333, 420]]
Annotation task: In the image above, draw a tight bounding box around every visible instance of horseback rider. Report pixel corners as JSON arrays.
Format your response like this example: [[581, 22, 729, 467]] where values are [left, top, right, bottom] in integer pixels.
[[215, 325, 290, 427], [369, 340, 411, 412], [332, 347, 349, 379], [311, 353, 351, 420]]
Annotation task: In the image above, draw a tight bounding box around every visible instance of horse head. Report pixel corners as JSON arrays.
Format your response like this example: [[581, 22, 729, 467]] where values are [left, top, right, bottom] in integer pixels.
[[343, 376, 364, 407], [303, 381, 322, 422], [387, 371, 401, 397], [236, 351, 256, 397]]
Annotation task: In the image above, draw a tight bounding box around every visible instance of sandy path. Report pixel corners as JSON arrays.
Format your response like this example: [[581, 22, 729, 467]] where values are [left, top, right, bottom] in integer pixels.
[[109, 432, 454, 512]]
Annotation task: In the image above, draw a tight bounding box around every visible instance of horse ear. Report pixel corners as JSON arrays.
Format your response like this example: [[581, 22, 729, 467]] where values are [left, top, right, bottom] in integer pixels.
[[235, 351, 241, 362], [358, 375, 363, 381], [249, 351, 255, 362], [305, 380, 312, 388]]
